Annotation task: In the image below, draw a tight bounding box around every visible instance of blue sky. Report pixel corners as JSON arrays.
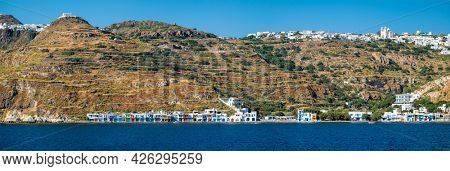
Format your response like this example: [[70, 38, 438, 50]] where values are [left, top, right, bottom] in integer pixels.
[[1, 0, 449, 37]]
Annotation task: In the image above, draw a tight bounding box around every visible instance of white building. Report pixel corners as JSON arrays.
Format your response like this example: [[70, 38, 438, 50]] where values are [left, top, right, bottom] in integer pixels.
[[383, 109, 403, 122], [380, 26, 394, 39], [348, 111, 373, 121], [227, 97, 242, 109], [446, 34, 450, 47], [393, 93, 416, 111], [438, 104, 449, 113], [392, 93, 420, 111], [394, 93, 417, 104], [297, 109, 317, 122], [229, 113, 242, 122], [243, 111, 257, 122], [264, 115, 274, 120], [59, 13, 75, 19], [418, 107, 428, 114]]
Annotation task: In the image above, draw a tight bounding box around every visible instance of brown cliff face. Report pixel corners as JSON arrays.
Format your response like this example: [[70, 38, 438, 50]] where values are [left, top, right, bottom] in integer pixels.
[[371, 52, 418, 67], [361, 77, 412, 92], [0, 80, 47, 122], [0, 80, 18, 109], [0, 29, 37, 50], [359, 91, 383, 101]]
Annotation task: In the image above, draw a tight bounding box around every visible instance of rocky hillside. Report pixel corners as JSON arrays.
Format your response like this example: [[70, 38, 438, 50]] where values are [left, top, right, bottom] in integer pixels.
[[0, 29, 37, 50], [30, 16, 112, 48], [0, 15, 37, 50], [0, 15, 448, 122]]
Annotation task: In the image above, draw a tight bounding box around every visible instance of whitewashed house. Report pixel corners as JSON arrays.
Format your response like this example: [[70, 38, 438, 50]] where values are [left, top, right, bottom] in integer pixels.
[[229, 113, 242, 123], [227, 97, 242, 109], [383, 109, 404, 122], [348, 111, 373, 121], [243, 111, 257, 122], [297, 109, 317, 122], [392, 93, 419, 111]]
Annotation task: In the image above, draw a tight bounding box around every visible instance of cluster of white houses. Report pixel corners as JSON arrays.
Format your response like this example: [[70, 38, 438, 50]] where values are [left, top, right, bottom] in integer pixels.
[[297, 92, 449, 123], [0, 13, 76, 32], [345, 93, 450, 122], [247, 26, 450, 55], [87, 108, 320, 123], [86, 95, 449, 123], [382, 108, 445, 122], [0, 14, 48, 32], [86, 97, 315, 123], [0, 23, 48, 32], [87, 97, 259, 123], [87, 108, 257, 123], [382, 93, 450, 122]]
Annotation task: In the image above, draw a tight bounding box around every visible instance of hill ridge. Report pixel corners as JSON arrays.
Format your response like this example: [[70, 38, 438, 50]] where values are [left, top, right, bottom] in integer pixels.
[[0, 14, 22, 25], [106, 20, 216, 41]]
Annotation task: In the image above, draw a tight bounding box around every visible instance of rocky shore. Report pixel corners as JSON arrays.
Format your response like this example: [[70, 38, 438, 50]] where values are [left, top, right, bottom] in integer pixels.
[[1, 113, 72, 123]]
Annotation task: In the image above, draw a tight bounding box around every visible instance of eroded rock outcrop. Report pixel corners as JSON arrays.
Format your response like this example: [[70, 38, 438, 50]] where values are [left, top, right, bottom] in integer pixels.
[[0, 80, 70, 123], [0, 29, 37, 51]]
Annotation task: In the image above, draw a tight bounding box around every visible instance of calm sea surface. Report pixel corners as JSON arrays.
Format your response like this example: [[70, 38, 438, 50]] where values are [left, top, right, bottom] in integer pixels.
[[0, 123, 449, 151]]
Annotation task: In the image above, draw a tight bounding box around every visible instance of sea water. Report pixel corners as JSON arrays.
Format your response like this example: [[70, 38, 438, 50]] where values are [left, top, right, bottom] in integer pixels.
[[0, 123, 449, 151]]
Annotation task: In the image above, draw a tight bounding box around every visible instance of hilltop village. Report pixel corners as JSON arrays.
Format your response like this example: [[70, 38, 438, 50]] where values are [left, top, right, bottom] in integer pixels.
[[247, 27, 450, 55], [0, 13, 449, 124], [0, 13, 48, 31]]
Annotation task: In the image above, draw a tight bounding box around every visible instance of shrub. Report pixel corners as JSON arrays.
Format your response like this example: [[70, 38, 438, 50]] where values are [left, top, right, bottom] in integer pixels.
[[62, 50, 75, 56], [317, 75, 330, 85], [305, 64, 316, 73], [317, 62, 327, 71], [96, 43, 107, 48], [243, 99, 286, 114], [187, 73, 198, 80], [355, 44, 365, 49], [199, 59, 210, 65], [413, 98, 449, 113], [253, 46, 298, 72], [419, 67, 435, 76], [287, 97, 296, 103], [369, 94, 395, 110], [370, 112, 383, 121], [301, 56, 312, 60], [319, 110, 350, 121]]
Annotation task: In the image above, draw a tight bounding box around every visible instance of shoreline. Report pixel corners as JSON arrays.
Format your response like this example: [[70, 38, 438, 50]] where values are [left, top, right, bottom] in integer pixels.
[[1, 120, 449, 125]]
